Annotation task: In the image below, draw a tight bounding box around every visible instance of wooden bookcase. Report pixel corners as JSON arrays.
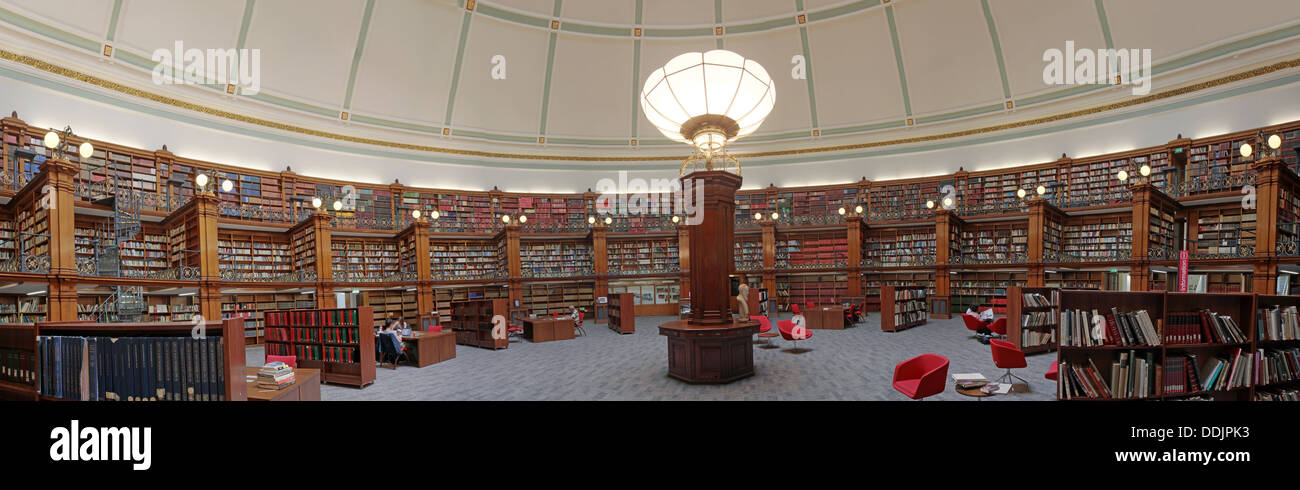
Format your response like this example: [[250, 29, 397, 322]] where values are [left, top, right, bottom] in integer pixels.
[[1006, 286, 1058, 355], [34, 318, 247, 401], [606, 293, 635, 334], [607, 237, 679, 275], [433, 285, 507, 324], [222, 292, 316, 345], [775, 231, 846, 269], [0, 324, 35, 401], [331, 236, 399, 281], [218, 230, 292, 281], [777, 273, 847, 311], [880, 285, 927, 332], [1057, 290, 1166, 400], [520, 281, 594, 317], [450, 298, 509, 350], [430, 238, 502, 280], [264, 306, 375, 388], [0, 294, 47, 324], [520, 240, 593, 279], [863, 272, 934, 312], [362, 289, 418, 324], [734, 234, 763, 272], [950, 271, 1025, 314]]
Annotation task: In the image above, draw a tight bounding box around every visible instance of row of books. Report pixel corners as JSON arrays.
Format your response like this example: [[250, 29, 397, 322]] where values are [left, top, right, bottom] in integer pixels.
[[894, 289, 926, 301], [1022, 292, 1055, 308], [1255, 388, 1300, 401], [1166, 310, 1246, 344], [1060, 351, 1158, 400], [0, 347, 35, 384], [37, 335, 226, 401], [1258, 305, 1300, 341], [893, 311, 926, 327], [1254, 347, 1299, 386], [1021, 330, 1055, 348], [265, 309, 361, 327], [1060, 308, 1161, 347], [1021, 311, 1055, 327]]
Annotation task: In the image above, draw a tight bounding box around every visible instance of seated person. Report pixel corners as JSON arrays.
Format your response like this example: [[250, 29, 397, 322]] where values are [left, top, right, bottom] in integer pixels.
[[965, 304, 996, 341], [569, 305, 580, 323]]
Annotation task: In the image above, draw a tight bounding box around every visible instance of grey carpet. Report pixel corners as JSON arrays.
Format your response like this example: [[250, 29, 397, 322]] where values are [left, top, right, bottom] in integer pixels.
[[245, 314, 1058, 401]]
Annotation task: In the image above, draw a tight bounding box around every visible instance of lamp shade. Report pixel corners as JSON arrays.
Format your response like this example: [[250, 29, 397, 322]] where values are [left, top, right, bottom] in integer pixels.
[[640, 50, 775, 151]]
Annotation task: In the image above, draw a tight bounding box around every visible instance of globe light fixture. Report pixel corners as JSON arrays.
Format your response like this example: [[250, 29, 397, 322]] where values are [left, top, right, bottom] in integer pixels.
[[604, 216, 613, 225], [311, 197, 322, 209], [1140, 164, 1151, 177], [1240, 143, 1253, 158], [753, 212, 762, 220], [1017, 188, 1027, 199], [926, 200, 935, 209], [837, 207, 846, 215], [671, 215, 680, 223], [221, 179, 234, 193], [332, 200, 343, 211], [855, 205, 863, 214], [43, 131, 60, 149], [641, 49, 775, 175], [942, 197, 953, 208], [588, 216, 596, 224], [430, 210, 440, 220], [78, 141, 94, 159], [770, 212, 779, 220], [1117, 170, 1129, 182], [1269, 134, 1282, 150], [412, 209, 421, 220], [502, 215, 511, 224], [195, 173, 209, 189], [1036, 185, 1046, 195], [519, 215, 528, 223]]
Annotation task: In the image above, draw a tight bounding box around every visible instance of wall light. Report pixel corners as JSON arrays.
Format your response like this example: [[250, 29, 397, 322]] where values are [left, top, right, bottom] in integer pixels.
[[430, 210, 440, 220], [837, 207, 846, 215], [1269, 134, 1282, 150], [412, 209, 421, 219], [502, 215, 511, 224], [221, 179, 234, 193], [588, 216, 596, 224], [1117, 170, 1129, 182], [926, 200, 935, 209], [1139, 165, 1151, 177], [195, 173, 209, 189], [604, 216, 612, 225], [770, 212, 779, 220], [854, 205, 863, 214], [1036, 185, 1046, 195], [78, 141, 94, 159], [333, 200, 343, 211], [43, 131, 60, 149], [311, 197, 322, 209], [519, 215, 528, 223], [1016, 189, 1027, 199], [671, 215, 680, 223], [1240, 143, 1253, 158]]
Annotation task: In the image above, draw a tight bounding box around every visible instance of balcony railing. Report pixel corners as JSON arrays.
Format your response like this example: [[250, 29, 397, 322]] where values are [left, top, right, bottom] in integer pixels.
[[608, 265, 680, 276], [1168, 171, 1256, 198], [0, 233, 50, 274], [1042, 248, 1131, 263], [432, 270, 507, 281], [521, 268, 594, 279], [774, 260, 847, 271], [220, 268, 318, 283], [950, 252, 1028, 265], [1049, 189, 1134, 209], [331, 270, 403, 283], [520, 220, 589, 233], [1279, 223, 1300, 256]]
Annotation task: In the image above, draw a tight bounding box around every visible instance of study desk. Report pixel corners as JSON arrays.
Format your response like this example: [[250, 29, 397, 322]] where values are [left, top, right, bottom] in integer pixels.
[[521, 318, 575, 343], [245, 367, 321, 401], [804, 306, 846, 330], [403, 330, 456, 367]]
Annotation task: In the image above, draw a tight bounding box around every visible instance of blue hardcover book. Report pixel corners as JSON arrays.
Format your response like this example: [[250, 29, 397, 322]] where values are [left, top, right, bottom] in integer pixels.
[[86, 337, 97, 401], [214, 337, 225, 401]]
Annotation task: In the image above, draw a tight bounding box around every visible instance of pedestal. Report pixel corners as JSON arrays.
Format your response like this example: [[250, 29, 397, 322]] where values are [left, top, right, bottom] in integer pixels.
[[659, 320, 759, 383]]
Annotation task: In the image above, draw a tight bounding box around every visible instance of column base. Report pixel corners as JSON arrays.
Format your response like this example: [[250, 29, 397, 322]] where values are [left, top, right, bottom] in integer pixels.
[[659, 319, 759, 384]]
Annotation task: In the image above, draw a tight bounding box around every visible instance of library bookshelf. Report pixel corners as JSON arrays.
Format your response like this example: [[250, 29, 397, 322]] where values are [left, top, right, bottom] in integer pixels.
[[32, 318, 247, 401], [606, 293, 635, 334], [264, 306, 375, 388], [1006, 286, 1059, 355], [450, 299, 509, 350], [880, 285, 928, 332], [0, 323, 35, 401]]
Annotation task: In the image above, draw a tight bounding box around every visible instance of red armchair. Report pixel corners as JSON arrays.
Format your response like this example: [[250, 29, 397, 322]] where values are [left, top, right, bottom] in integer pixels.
[[1045, 362, 1058, 381], [989, 317, 1008, 337], [892, 354, 949, 400], [266, 355, 296, 368], [961, 314, 985, 334], [990, 338, 1028, 386], [777, 319, 813, 354], [574, 311, 586, 337], [750, 316, 779, 349]]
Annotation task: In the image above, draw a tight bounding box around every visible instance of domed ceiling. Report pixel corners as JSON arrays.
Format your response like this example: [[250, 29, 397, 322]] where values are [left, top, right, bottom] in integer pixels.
[[1, 0, 1299, 167]]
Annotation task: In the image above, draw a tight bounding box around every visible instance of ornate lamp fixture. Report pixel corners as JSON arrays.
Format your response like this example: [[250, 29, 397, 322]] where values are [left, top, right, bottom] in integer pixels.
[[640, 50, 775, 176]]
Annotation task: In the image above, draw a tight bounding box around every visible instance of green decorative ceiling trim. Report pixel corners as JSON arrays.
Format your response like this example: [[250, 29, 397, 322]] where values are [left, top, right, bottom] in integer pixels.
[[715, 0, 723, 49], [808, 0, 881, 23], [106, 0, 123, 42], [237, 0, 255, 50], [444, 10, 474, 127], [559, 22, 628, 37], [0, 6, 100, 52], [450, 128, 538, 144], [1153, 23, 1300, 77], [979, 0, 1011, 100], [642, 26, 715, 37], [819, 119, 906, 136], [726, 17, 794, 35], [1094, 0, 1113, 50], [1015, 84, 1103, 107], [914, 102, 1004, 125], [797, 21, 819, 128], [343, 0, 376, 110], [635, 0, 643, 24], [545, 137, 633, 146], [539, 30, 559, 135], [884, 4, 912, 117], [630, 0, 642, 140], [742, 129, 815, 143], [1, 57, 1298, 173], [112, 47, 154, 72], [476, 2, 550, 29], [244, 92, 339, 118], [348, 114, 442, 134]]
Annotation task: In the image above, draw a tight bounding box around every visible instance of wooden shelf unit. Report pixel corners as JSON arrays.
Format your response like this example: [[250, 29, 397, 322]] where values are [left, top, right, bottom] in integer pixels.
[[362, 289, 419, 324], [863, 271, 934, 312], [450, 298, 509, 350], [777, 273, 848, 311], [1006, 286, 1059, 354], [734, 234, 763, 272], [264, 307, 375, 388], [34, 318, 247, 401], [1061, 213, 1132, 262], [218, 230, 292, 281], [520, 281, 594, 317], [221, 292, 316, 345], [520, 239, 593, 279], [331, 236, 400, 281], [607, 237, 679, 275], [433, 285, 507, 324], [880, 285, 928, 332], [1057, 290, 1166, 400], [430, 238, 502, 280], [958, 222, 1028, 263], [606, 293, 635, 334], [949, 271, 1026, 314], [775, 231, 846, 269], [0, 324, 35, 401]]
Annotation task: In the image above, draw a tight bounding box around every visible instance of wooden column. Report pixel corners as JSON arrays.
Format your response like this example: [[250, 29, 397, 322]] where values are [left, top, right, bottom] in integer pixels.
[[676, 224, 690, 301], [1026, 198, 1048, 287], [845, 216, 864, 297], [932, 209, 959, 317], [44, 158, 78, 276], [1130, 181, 1181, 291], [185, 191, 224, 319], [502, 224, 522, 309], [592, 224, 609, 302], [1251, 157, 1288, 292], [47, 278, 77, 322]]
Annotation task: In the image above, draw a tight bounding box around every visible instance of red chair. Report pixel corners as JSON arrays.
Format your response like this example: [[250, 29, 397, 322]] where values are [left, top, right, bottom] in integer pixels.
[[892, 354, 949, 400], [990, 338, 1028, 386], [777, 319, 813, 354], [750, 315, 779, 349], [574, 311, 586, 337], [989, 317, 1008, 337], [265, 355, 296, 368], [427, 324, 443, 333], [791, 303, 801, 315], [1045, 362, 1058, 381], [961, 313, 985, 334], [507, 322, 525, 343]]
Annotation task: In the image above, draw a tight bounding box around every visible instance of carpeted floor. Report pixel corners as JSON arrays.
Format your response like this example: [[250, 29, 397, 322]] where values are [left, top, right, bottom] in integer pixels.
[[246, 314, 1058, 401]]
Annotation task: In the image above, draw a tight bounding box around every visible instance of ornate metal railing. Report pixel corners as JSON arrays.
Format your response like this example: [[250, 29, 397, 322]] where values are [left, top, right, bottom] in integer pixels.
[[774, 260, 847, 271], [329, 270, 403, 283], [1169, 171, 1256, 198], [520, 220, 589, 233], [956, 201, 1029, 217], [734, 263, 763, 273], [607, 216, 676, 233], [1147, 244, 1179, 261], [734, 217, 761, 230], [220, 268, 318, 283], [863, 255, 936, 268], [1279, 223, 1300, 256], [868, 207, 930, 222], [1049, 188, 1135, 209], [431, 271, 507, 281], [1042, 248, 1131, 263], [950, 252, 1028, 265], [0, 233, 50, 274], [522, 268, 594, 279], [217, 202, 313, 225], [609, 266, 680, 276]]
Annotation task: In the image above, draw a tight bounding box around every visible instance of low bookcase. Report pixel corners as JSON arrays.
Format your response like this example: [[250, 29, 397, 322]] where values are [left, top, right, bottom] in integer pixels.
[[1006, 286, 1059, 354], [265, 307, 375, 388], [450, 299, 509, 349], [880, 286, 927, 332], [607, 293, 635, 334]]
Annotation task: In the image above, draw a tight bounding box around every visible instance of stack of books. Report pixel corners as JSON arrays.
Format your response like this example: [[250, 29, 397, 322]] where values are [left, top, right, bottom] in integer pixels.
[[257, 362, 296, 390]]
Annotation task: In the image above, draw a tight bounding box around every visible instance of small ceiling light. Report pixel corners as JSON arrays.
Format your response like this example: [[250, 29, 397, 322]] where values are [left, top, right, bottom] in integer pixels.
[[942, 197, 953, 207], [671, 215, 680, 223], [195, 173, 209, 188], [412, 209, 421, 219], [502, 215, 511, 224], [1139, 164, 1151, 177], [311, 197, 322, 209], [333, 200, 343, 211], [1117, 170, 1129, 182], [430, 210, 440, 220], [926, 200, 935, 209], [588, 216, 596, 224], [1269, 134, 1282, 150], [78, 141, 94, 159], [43, 131, 60, 149], [854, 205, 863, 214], [770, 212, 779, 220], [1016, 188, 1027, 199], [221, 179, 234, 193], [753, 212, 762, 220], [1240, 143, 1253, 158], [1036, 185, 1046, 195], [519, 215, 528, 223], [604, 216, 612, 225], [837, 207, 846, 215]]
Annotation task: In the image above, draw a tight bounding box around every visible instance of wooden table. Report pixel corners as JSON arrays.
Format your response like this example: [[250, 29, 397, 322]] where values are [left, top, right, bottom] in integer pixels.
[[521, 318, 575, 343], [245, 367, 321, 401], [403, 330, 456, 367], [804, 306, 846, 330], [955, 385, 992, 399]]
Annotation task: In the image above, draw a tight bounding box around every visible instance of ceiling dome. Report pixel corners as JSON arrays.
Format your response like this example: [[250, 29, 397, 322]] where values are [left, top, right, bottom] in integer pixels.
[[640, 49, 775, 150]]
